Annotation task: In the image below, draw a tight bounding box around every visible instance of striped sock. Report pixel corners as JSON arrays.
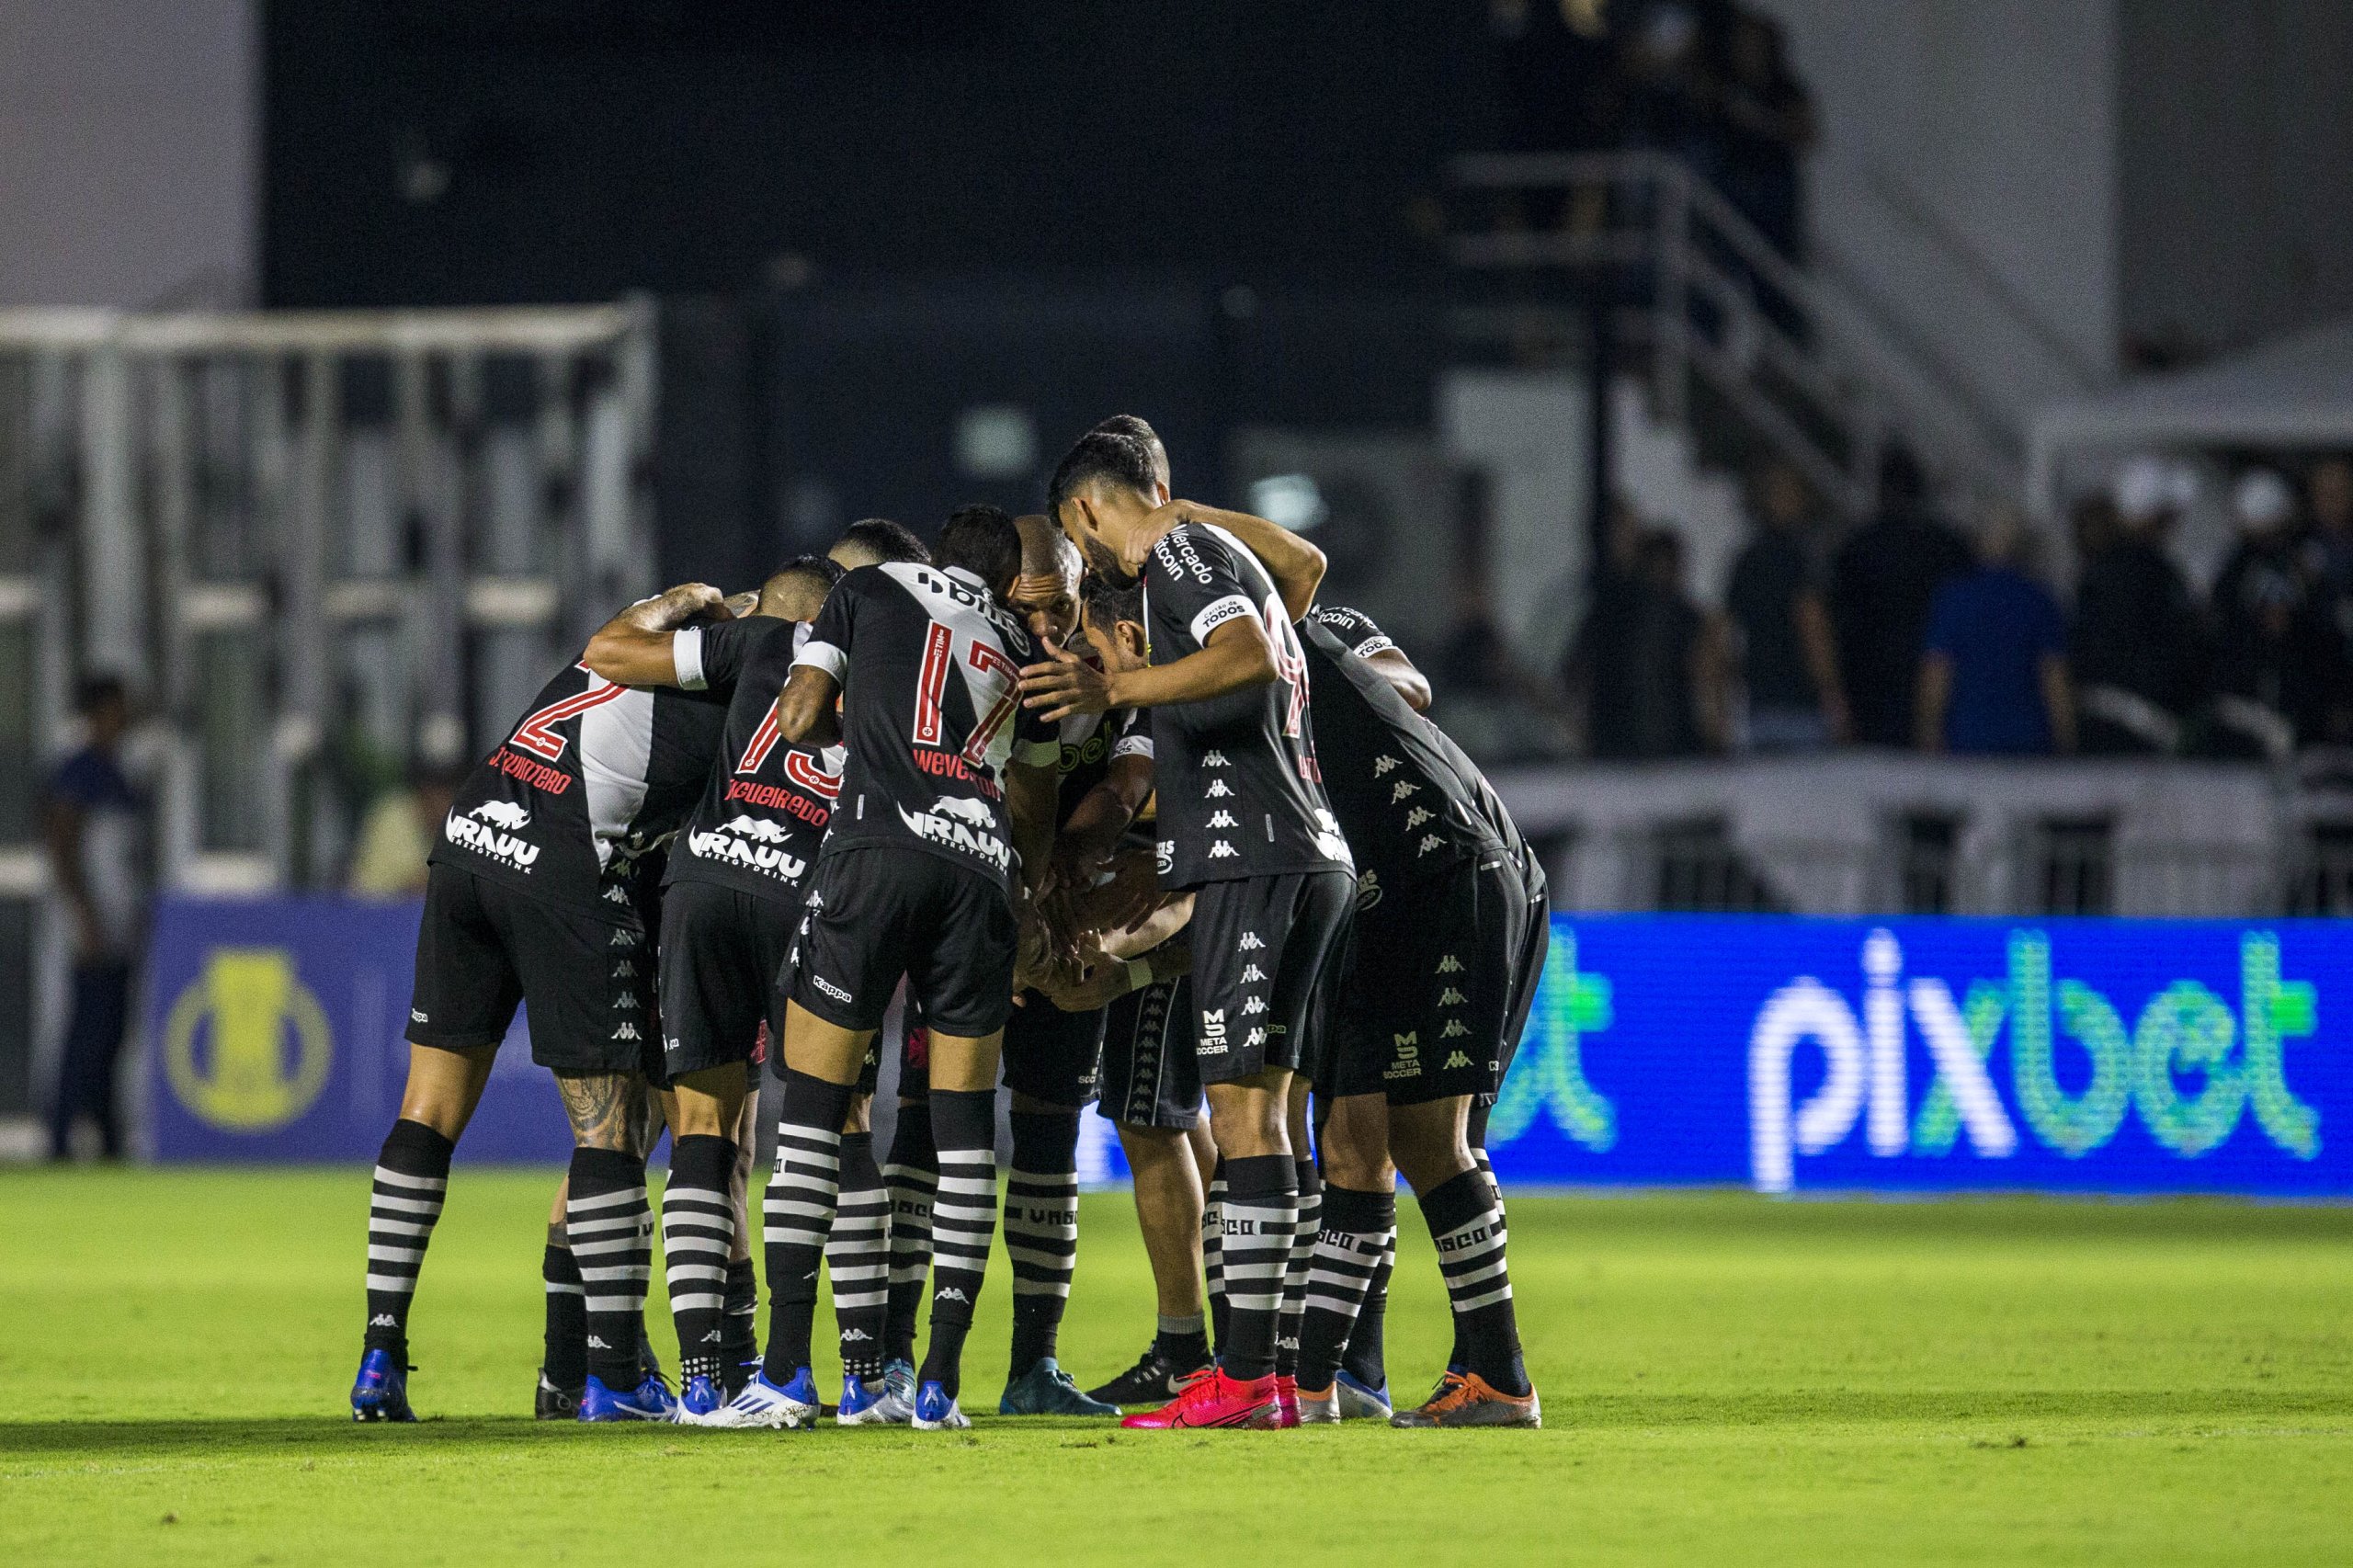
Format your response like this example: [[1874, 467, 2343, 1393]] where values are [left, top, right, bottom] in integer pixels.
[[827, 1131, 891, 1381], [761, 1070, 852, 1385], [1294, 1186, 1394, 1392], [1217, 1154, 1295, 1382], [1421, 1167, 1529, 1396], [661, 1134, 735, 1384], [1449, 1143, 1505, 1370], [542, 1243, 585, 1389], [917, 1089, 998, 1400], [1202, 1159, 1228, 1355], [1276, 1158, 1321, 1379], [882, 1100, 937, 1368], [721, 1256, 757, 1381], [1005, 1110, 1080, 1377], [364, 1119, 452, 1355], [1340, 1226, 1395, 1392], [568, 1147, 653, 1391]]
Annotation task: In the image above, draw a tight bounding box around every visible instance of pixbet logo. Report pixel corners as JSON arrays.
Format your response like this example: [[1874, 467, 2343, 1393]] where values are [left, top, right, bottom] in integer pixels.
[[1748, 928, 2319, 1192]]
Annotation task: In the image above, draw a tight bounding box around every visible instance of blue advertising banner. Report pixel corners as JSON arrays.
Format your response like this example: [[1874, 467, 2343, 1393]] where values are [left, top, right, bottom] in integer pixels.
[[1488, 915, 2347, 1196], [144, 896, 574, 1163]]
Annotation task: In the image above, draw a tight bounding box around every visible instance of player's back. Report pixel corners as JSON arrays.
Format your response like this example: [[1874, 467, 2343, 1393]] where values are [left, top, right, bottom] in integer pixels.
[[666, 616, 842, 896]]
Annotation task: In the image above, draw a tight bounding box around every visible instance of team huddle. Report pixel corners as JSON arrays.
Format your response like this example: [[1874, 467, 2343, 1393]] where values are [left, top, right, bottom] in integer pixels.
[[350, 417, 1544, 1432]]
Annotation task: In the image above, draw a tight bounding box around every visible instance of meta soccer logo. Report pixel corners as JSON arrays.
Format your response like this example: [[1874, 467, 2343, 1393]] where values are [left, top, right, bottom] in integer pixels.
[[1749, 928, 2319, 1191]]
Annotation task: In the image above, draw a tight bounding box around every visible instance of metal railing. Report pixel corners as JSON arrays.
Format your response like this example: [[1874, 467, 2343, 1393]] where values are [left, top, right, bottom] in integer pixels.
[[1449, 151, 2027, 517]]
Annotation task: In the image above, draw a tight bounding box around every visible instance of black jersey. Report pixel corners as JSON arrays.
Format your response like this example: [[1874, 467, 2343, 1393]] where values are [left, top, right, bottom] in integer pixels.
[[665, 616, 844, 901], [793, 562, 1059, 895], [1301, 605, 1521, 887], [432, 656, 730, 920], [1049, 705, 1152, 829], [1142, 521, 1352, 889]]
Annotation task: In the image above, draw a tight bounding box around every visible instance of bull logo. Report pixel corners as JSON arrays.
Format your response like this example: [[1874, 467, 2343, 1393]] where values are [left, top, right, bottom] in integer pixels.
[[470, 801, 531, 830]]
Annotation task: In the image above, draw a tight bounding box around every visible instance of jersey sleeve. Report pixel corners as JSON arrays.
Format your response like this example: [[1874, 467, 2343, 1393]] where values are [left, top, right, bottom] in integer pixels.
[[675, 617, 765, 694], [1147, 528, 1259, 650], [794, 574, 858, 683], [1108, 706, 1154, 761], [1307, 603, 1396, 658]]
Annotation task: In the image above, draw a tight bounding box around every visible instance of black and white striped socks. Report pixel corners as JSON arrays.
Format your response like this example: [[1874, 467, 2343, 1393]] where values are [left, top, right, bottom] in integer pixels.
[[1202, 1158, 1228, 1353], [917, 1089, 999, 1399], [1005, 1110, 1080, 1377], [827, 1131, 891, 1381], [761, 1069, 852, 1384], [1293, 1185, 1395, 1393], [1276, 1158, 1322, 1378], [1420, 1167, 1529, 1396], [568, 1146, 654, 1392], [1341, 1227, 1395, 1392], [364, 1119, 452, 1355], [882, 1099, 937, 1369], [1215, 1154, 1296, 1382], [661, 1134, 735, 1385]]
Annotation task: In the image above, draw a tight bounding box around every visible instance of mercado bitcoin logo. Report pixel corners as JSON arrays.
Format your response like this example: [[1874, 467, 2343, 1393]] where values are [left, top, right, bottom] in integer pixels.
[[164, 948, 333, 1132]]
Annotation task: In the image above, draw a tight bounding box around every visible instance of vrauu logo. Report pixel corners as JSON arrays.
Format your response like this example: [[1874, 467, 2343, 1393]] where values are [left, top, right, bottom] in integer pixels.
[[446, 806, 540, 869], [1749, 928, 2320, 1192], [685, 814, 807, 881], [895, 794, 1010, 873]]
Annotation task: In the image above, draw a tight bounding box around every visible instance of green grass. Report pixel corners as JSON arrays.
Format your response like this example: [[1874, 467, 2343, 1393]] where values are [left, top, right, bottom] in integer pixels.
[[2, 1170, 2349, 1566]]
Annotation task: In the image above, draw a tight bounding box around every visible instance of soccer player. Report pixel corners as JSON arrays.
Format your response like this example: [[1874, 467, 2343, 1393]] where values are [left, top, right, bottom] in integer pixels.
[[716, 506, 1060, 1432], [1032, 431, 1354, 1430], [1283, 601, 1547, 1427], [988, 515, 1154, 1417], [349, 581, 738, 1424], [578, 554, 846, 1422]]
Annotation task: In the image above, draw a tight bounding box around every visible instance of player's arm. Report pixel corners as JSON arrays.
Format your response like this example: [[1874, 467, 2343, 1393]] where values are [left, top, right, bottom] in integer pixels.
[[1023, 617, 1273, 722], [41, 790, 102, 960], [581, 583, 733, 686], [1126, 501, 1326, 621], [1004, 757, 1059, 903], [1312, 605, 1431, 711], [1052, 725, 1154, 872], [775, 665, 840, 748]]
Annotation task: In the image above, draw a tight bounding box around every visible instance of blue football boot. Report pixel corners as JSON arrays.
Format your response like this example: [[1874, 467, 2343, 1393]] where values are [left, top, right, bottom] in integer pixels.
[[999, 1357, 1120, 1416], [1334, 1368, 1393, 1421], [703, 1366, 821, 1430], [912, 1380, 971, 1430], [577, 1370, 679, 1423], [675, 1373, 725, 1425], [836, 1373, 910, 1426], [350, 1347, 416, 1423]]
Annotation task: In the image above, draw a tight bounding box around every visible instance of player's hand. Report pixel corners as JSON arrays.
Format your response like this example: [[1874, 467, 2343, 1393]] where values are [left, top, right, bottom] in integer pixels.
[[1040, 959, 1132, 1014], [1021, 642, 1114, 722], [1123, 498, 1194, 574], [720, 590, 758, 619]]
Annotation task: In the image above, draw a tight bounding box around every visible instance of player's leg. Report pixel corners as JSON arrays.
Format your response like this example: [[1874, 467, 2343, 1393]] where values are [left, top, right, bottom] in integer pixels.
[[558, 1070, 669, 1418], [1196, 1123, 1227, 1353], [827, 1086, 899, 1423], [663, 1065, 745, 1415], [540, 1176, 587, 1418], [998, 998, 1115, 1415], [880, 1062, 934, 1406], [353, 864, 516, 1422], [1275, 1074, 1320, 1397], [1290, 1091, 1396, 1423], [908, 1026, 1003, 1426], [721, 1086, 762, 1392]]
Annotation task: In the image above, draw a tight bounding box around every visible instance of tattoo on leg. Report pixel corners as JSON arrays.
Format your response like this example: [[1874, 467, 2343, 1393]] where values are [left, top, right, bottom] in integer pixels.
[[631, 1085, 665, 1154], [558, 1073, 645, 1153]]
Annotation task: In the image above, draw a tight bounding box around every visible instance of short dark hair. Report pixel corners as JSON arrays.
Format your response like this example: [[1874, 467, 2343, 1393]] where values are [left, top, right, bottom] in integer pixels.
[[1082, 574, 1143, 630], [766, 552, 845, 597], [935, 505, 1024, 600], [1045, 430, 1157, 525], [832, 517, 930, 567], [1089, 414, 1159, 446], [74, 674, 128, 716]]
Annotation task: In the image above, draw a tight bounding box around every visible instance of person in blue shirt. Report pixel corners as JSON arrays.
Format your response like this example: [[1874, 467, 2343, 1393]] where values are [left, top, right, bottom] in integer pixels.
[[43, 675, 149, 1159], [1915, 512, 2077, 756]]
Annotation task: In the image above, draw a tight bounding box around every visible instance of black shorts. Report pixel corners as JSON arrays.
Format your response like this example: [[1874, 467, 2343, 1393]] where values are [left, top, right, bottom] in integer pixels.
[[407, 863, 658, 1078], [784, 845, 1017, 1039], [1186, 869, 1355, 1086], [1098, 975, 1200, 1130], [1003, 994, 1105, 1108], [659, 878, 800, 1081], [1323, 854, 1547, 1105]]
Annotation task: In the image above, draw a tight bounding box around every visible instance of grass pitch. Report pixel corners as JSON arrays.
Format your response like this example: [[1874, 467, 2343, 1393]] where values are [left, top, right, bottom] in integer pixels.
[[3, 1170, 2349, 1565]]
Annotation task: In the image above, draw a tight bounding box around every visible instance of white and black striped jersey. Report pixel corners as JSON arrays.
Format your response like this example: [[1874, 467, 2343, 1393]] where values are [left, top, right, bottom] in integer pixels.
[[664, 616, 845, 902], [1301, 605, 1522, 885], [433, 653, 731, 921], [1141, 521, 1352, 889], [792, 562, 1059, 896]]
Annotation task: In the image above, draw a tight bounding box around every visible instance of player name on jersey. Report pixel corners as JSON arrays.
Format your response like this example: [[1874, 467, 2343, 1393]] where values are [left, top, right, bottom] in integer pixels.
[[665, 616, 842, 900]]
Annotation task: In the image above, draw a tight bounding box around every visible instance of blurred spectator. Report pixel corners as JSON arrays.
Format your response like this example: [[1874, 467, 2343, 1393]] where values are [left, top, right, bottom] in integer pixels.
[[1725, 460, 1847, 748], [2208, 470, 2308, 762], [43, 675, 149, 1161], [1915, 510, 2074, 756], [348, 765, 464, 896], [2073, 457, 2206, 755], [1570, 524, 1729, 757], [1718, 7, 1814, 266], [2302, 456, 2353, 745], [1829, 446, 1971, 746]]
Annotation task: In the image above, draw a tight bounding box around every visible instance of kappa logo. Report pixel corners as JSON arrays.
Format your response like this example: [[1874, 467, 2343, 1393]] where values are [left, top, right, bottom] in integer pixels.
[[1404, 807, 1433, 830], [1208, 809, 1238, 829], [1211, 841, 1238, 858], [1437, 954, 1464, 973], [616, 992, 638, 1009], [445, 806, 540, 871], [895, 794, 1011, 874], [588, 1335, 615, 1350], [839, 1327, 873, 1342], [1205, 778, 1234, 799], [1440, 1019, 1472, 1039], [610, 928, 636, 947], [1439, 986, 1468, 1006], [1372, 755, 1400, 776], [470, 800, 531, 831], [1418, 833, 1445, 856], [1245, 1028, 1267, 1047], [615, 1022, 642, 1042], [603, 884, 631, 904], [699, 1330, 724, 1343], [616, 960, 635, 979], [1243, 995, 1268, 1015], [1203, 749, 1229, 767], [1240, 963, 1267, 983], [811, 974, 853, 1006], [1444, 1050, 1473, 1070], [1199, 1008, 1229, 1054], [935, 1287, 970, 1304], [1391, 780, 1419, 803], [1238, 932, 1266, 950], [370, 1313, 399, 1328]]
